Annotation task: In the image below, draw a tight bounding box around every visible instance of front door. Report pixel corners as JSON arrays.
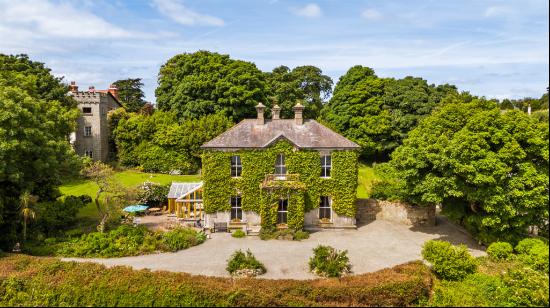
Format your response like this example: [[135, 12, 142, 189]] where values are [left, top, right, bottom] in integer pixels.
[[277, 199, 288, 224]]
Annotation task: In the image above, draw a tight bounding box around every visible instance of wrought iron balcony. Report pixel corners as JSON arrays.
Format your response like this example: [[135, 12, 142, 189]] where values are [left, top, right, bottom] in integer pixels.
[[261, 174, 305, 190]]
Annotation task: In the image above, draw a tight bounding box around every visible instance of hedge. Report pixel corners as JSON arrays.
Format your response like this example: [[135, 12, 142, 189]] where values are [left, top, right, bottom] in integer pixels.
[[0, 254, 431, 307]]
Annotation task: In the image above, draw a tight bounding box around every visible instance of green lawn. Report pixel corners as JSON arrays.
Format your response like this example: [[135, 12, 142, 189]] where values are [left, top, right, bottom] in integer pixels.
[[357, 163, 379, 198], [60, 170, 201, 218]]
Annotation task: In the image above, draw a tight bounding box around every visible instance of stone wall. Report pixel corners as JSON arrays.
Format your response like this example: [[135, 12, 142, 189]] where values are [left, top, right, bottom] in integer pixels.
[[304, 208, 356, 230], [356, 198, 435, 226]]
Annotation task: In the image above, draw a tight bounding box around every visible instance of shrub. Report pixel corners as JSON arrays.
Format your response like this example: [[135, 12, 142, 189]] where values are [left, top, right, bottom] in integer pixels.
[[293, 230, 309, 241], [0, 254, 431, 307], [226, 249, 266, 277], [502, 266, 549, 307], [421, 240, 478, 281], [231, 229, 246, 238], [515, 238, 546, 254], [309, 245, 351, 278], [137, 182, 169, 208], [515, 239, 549, 274], [57, 225, 206, 257], [429, 273, 509, 307], [486, 242, 514, 261], [162, 228, 206, 252]]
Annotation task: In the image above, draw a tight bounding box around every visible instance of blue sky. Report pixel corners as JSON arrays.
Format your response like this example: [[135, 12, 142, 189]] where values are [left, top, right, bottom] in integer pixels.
[[0, 0, 548, 102]]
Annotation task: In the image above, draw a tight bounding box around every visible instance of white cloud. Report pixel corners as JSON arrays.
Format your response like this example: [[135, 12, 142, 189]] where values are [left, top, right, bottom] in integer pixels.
[[0, 0, 132, 39], [292, 3, 322, 18], [484, 6, 513, 17], [152, 0, 224, 26], [361, 9, 382, 20]]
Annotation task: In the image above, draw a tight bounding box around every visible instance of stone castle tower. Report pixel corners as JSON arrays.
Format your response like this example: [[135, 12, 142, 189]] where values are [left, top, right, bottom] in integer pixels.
[[69, 81, 122, 162]]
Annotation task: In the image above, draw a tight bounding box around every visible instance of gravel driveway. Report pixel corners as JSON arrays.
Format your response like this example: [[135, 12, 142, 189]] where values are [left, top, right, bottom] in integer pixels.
[[63, 216, 485, 280]]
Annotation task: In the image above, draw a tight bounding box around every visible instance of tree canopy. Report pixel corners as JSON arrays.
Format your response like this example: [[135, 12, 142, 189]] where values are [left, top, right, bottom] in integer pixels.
[[321, 65, 458, 160], [373, 95, 549, 243], [113, 110, 233, 173], [265, 65, 333, 119], [0, 85, 80, 249], [155, 51, 268, 122], [113, 78, 147, 112]]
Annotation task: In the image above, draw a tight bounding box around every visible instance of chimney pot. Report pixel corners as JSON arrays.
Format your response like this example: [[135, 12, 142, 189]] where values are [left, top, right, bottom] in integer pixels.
[[272, 104, 281, 120], [108, 84, 119, 99], [255, 102, 266, 125], [293, 102, 305, 125]]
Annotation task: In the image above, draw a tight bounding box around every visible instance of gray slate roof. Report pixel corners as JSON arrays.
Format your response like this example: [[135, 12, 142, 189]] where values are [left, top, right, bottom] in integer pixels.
[[201, 119, 360, 150], [167, 182, 203, 199]]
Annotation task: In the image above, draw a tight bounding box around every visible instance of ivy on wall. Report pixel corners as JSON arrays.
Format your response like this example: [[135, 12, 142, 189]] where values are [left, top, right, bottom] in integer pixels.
[[202, 140, 358, 229]]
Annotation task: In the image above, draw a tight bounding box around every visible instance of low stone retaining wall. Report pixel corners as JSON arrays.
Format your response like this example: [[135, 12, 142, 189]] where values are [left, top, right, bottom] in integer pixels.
[[356, 199, 435, 226]]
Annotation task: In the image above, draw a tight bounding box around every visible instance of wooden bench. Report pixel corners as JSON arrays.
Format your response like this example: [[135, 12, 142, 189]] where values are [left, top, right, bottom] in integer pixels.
[[214, 222, 228, 233]]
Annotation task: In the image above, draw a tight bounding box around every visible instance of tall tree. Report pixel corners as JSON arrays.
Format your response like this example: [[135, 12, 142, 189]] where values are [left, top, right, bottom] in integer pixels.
[[375, 96, 549, 243], [266, 65, 333, 119], [321, 66, 458, 160], [113, 78, 147, 112], [155, 51, 268, 122]]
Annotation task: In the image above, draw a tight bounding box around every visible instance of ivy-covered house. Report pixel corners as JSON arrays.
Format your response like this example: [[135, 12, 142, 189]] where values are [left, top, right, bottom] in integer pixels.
[[200, 102, 360, 231]]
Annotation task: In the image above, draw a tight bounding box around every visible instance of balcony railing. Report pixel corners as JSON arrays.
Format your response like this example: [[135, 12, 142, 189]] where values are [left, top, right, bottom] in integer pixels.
[[264, 174, 300, 182]]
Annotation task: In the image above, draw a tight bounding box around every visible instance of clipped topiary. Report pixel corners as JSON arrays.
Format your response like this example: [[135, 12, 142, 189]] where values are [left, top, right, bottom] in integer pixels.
[[231, 229, 246, 238], [486, 242, 514, 261], [421, 240, 478, 281], [309, 245, 351, 278]]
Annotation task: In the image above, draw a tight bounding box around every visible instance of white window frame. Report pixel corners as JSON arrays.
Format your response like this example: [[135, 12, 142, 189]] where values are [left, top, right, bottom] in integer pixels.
[[84, 126, 92, 137], [320, 154, 331, 178], [230, 155, 242, 178], [230, 196, 242, 221], [319, 196, 331, 221], [277, 199, 288, 224], [275, 154, 287, 177]]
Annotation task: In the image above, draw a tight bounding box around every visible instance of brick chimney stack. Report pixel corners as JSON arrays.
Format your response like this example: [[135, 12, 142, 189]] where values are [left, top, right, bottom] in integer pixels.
[[272, 104, 281, 120], [69, 81, 78, 92], [255, 102, 266, 125], [293, 102, 305, 125], [88, 86, 95, 93], [108, 84, 119, 99]]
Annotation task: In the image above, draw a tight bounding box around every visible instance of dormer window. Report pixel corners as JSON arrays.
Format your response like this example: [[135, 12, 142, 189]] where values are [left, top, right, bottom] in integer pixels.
[[275, 154, 286, 176], [230, 155, 242, 177], [321, 154, 331, 178]]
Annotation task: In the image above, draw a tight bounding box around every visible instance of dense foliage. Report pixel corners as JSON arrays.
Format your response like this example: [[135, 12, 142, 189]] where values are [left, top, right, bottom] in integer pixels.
[[500, 93, 549, 112], [0, 55, 81, 249], [34, 195, 91, 236], [427, 240, 549, 307], [226, 249, 266, 277], [57, 225, 206, 257], [156, 51, 268, 122], [112, 78, 147, 112], [137, 181, 170, 208], [231, 229, 246, 238], [515, 238, 549, 274], [114, 110, 234, 173], [421, 240, 478, 281], [374, 96, 549, 243], [0, 254, 431, 307], [309, 245, 352, 278], [202, 140, 358, 230], [265, 65, 333, 119], [321, 66, 458, 159], [486, 242, 514, 261]]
